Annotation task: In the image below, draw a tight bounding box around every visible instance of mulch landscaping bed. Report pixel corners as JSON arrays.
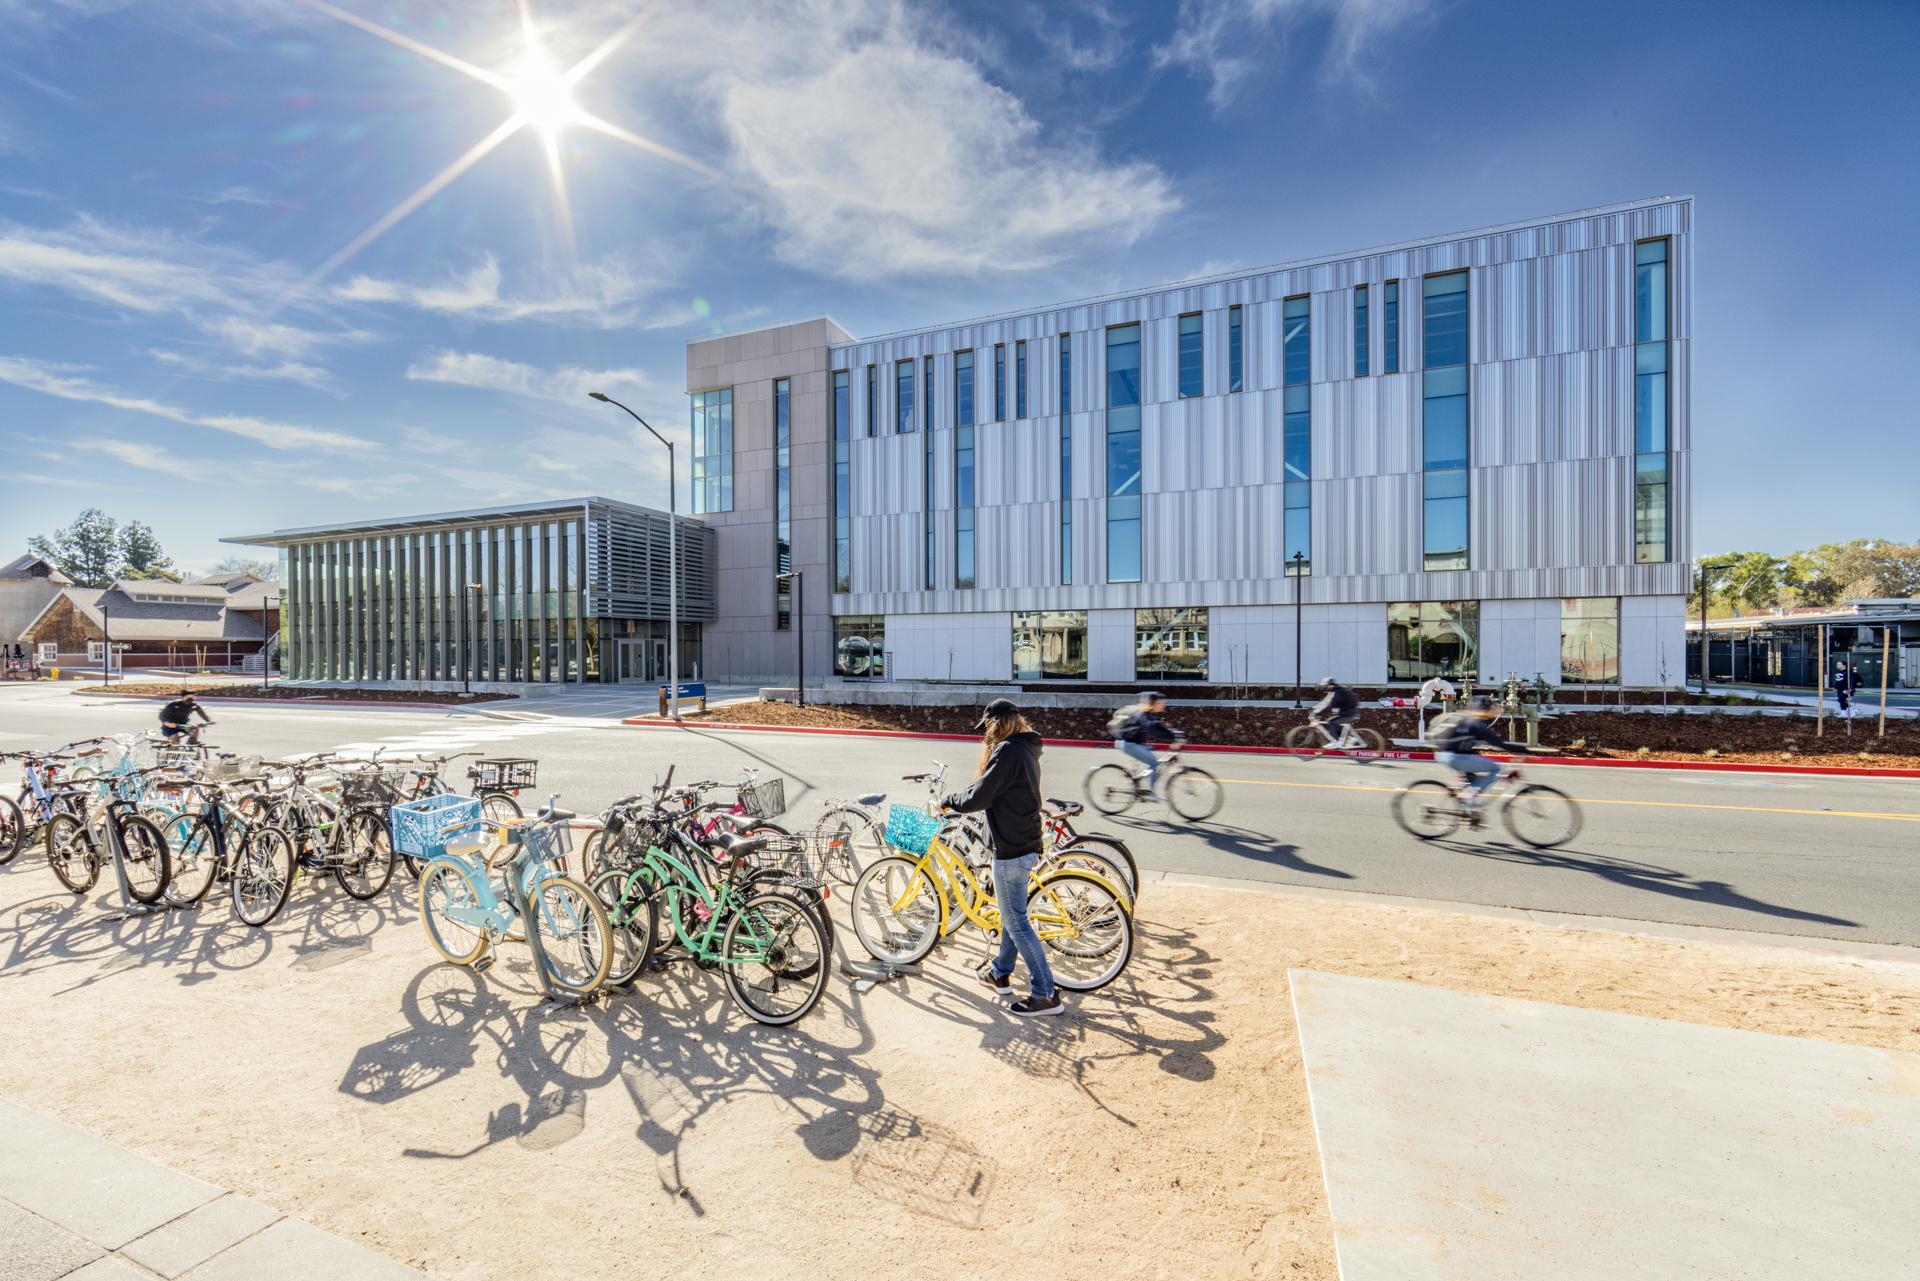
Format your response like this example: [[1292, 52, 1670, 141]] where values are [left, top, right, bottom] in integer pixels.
[[84, 683, 514, 705], [679, 700, 1920, 768]]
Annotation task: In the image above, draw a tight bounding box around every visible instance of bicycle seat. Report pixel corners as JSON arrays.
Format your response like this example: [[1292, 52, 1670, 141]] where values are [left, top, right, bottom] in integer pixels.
[[542, 806, 578, 821], [856, 792, 886, 807], [711, 833, 771, 860], [1044, 798, 1083, 816]]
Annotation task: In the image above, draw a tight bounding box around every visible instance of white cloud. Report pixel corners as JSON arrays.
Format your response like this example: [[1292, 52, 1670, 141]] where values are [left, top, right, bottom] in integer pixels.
[[96, 439, 200, 480], [1156, 0, 1432, 109], [148, 349, 336, 392], [334, 256, 652, 328], [404, 348, 648, 404], [1029, 0, 1131, 73], [0, 354, 369, 450]]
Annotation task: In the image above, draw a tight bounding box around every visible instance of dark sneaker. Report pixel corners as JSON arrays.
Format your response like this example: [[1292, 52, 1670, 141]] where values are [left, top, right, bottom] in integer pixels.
[[1009, 993, 1066, 1017], [978, 967, 1013, 1000]]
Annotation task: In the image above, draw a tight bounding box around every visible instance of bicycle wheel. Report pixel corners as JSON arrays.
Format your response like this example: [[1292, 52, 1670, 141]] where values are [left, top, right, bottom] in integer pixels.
[[1166, 766, 1224, 822], [813, 806, 881, 886], [1058, 834, 1138, 898], [479, 791, 521, 825], [1284, 724, 1318, 751], [419, 860, 489, 965], [850, 855, 943, 967], [0, 794, 23, 865], [590, 867, 655, 987], [162, 815, 220, 907], [529, 875, 612, 996], [1044, 848, 1135, 913], [723, 890, 829, 1026], [1083, 763, 1139, 817], [1503, 783, 1583, 850], [1391, 780, 1463, 840], [335, 809, 395, 899], [1027, 869, 1134, 992], [115, 813, 171, 904], [45, 814, 100, 895], [1352, 728, 1386, 754], [231, 826, 295, 927]]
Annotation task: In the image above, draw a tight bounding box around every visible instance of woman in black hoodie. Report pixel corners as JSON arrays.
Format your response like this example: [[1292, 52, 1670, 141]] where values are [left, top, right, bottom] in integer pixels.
[[942, 698, 1063, 1017]]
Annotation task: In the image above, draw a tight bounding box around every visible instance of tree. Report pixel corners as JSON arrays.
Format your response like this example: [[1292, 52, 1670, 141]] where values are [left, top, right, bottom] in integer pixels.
[[204, 555, 275, 580], [28, 508, 121, 587], [117, 521, 178, 581], [1782, 550, 1840, 608], [1720, 551, 1785, 614]]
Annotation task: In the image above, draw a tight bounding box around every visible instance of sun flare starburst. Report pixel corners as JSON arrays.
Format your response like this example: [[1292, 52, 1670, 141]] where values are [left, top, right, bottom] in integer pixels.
[[295, 0, 717, 282]]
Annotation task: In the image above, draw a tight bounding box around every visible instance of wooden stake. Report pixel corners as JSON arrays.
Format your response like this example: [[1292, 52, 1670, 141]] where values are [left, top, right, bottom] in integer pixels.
[[1816, 624, 1826, 738], [1880, 626, 1892, 740]]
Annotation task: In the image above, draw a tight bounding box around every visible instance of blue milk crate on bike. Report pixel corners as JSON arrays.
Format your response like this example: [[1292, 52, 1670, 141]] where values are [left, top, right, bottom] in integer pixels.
[[391, 794, 484, 859], [882, 804, 941, 855]]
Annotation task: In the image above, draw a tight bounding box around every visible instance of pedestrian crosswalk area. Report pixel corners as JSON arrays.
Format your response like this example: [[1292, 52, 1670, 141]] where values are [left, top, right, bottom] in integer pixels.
[[318, 722, 576, 760]]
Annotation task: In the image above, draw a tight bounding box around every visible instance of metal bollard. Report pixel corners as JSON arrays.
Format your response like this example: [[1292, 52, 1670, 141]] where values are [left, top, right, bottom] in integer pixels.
[[658, 685, 668, 717], [697, 695, 708, 715]]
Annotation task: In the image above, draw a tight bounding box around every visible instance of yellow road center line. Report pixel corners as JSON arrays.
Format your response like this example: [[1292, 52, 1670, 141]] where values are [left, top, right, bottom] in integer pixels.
[[1211, 776, 1920, 823]]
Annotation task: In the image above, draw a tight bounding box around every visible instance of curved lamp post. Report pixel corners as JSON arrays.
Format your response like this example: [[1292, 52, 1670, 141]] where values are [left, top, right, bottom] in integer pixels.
[[588, 391, 680, 720]]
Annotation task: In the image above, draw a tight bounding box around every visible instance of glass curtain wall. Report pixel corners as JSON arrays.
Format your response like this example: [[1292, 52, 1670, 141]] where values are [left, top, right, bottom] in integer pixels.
[[954, 350, 975, 589], [1059, 333, 1072, 585], [1422, 272, 1470, 570], [1012, 610, 1088, 680], [1561, 597, 1620, 684], [690, 388, 734, 515], [1387, 600, 1478, 681], [1106, 324, 1142, 583], [833, 370, 851, 592], [1634, 239, 1671, 563], [1136, 607, 1208, 681], [1283, 295, 1311, 575], [923, 355, 936, 590], [774, 378, 792, 628]]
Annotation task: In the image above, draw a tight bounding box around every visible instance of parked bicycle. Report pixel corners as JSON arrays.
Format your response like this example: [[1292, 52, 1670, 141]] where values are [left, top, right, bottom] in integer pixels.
[[1390, 767, 1582, 848], [256, 759, 396, 899], [43, 768, 175, 902], [0, 747, 90, 865], [1083, 742, 1223, 821], [153, 761, 298, 926], [811, 764, 950, 886]]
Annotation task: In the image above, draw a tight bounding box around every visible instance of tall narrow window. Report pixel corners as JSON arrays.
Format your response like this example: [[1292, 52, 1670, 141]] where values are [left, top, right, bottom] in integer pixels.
[[1015, 339, 1028, 418], [1060, 333, 1072, 585], [1422, 271, 1469, 570], [866, 364, 877, 438], [1106, 323, 1142, 583], [954, 350, 975, 589], [832, 370, 851, 592], [1354, 284, 1370, 377], [994, 343, 1006, 421], [1635, 238, 1671, 563], [924, 353, 935, 590], [1383, 280, 1400, 374], [1283, 295, 1310, 575], [774, 378, 791, 628], [689, 387, 733, 514], [896, 359, 914, 433], [1178, 312, 1203, 398], [1228, 304, 1243, 393]]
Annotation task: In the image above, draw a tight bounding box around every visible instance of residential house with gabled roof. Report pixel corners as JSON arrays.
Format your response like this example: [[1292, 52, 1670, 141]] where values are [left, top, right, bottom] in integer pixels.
[[19, 575, 280, 674], [1, 554, 72, 654]]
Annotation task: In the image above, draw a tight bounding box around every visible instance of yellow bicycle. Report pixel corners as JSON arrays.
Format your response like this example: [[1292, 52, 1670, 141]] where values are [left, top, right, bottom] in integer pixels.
[[849, 806, 1133, 991]]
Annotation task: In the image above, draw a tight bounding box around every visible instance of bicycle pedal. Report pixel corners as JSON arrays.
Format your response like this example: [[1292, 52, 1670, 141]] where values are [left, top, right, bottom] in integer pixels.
[[472, 954, 496, 975]]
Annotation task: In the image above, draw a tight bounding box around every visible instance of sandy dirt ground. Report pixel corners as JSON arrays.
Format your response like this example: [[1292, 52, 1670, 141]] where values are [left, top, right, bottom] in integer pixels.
[[3, 861, 1918, 1281]]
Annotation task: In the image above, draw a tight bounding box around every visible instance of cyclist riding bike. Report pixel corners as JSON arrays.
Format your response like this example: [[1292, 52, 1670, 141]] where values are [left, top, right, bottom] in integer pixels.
[[158, 690, 214, 743], [1428, 695, 1527, 823], [1107, 691, 1181, 800], [1309, 677, 1361, 742]]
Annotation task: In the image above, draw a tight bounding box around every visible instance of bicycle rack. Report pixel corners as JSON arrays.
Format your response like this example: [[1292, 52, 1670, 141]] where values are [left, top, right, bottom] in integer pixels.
[[501, 838, 597, 1011], [99, 801, 174, 921]]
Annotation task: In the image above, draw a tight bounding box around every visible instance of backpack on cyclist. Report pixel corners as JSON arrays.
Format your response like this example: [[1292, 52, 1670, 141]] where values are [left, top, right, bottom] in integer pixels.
[[1426, 711, 1468, 748], [1105, 708, 1134, 741]]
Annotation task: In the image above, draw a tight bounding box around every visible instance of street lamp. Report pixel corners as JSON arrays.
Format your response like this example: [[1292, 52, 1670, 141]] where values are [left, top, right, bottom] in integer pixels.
[[1290, 550, 1307, 707], [589, 391, 680, 720], [261, 593, 279, 692], [777, 570, 803, 708], [463, 581, 484, 697]]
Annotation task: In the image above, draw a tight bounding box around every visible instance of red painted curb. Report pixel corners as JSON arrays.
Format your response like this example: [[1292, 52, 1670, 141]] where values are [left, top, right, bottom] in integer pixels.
[[621, 716, 1920, 780]]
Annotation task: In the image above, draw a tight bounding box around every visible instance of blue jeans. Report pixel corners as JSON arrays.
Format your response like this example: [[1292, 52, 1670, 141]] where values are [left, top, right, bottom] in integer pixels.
[[989, 852, 1056, 1000], [1436, 751, 1500, 798], [1116, 740, 1160, 794]]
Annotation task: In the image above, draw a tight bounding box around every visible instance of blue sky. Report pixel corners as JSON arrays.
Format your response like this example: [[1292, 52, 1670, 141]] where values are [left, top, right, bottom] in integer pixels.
[[1, 0, 1914, 573]]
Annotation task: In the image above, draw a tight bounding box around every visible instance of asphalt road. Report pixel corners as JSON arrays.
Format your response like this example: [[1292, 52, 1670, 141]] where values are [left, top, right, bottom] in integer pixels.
[[4, 686, 1918, 946]]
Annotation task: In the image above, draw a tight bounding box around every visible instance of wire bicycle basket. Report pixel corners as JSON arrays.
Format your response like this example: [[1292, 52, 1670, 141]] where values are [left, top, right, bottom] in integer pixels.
[[518, 818, 574, 864], [736, 775, 788, 820], [470, 758, 538, 790], [883, 804, 941, 855]]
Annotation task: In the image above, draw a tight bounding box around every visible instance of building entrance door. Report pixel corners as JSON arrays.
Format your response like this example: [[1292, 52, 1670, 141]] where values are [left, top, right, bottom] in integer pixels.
[[650, 639, 668, 683], [615, 638, 639, 682]]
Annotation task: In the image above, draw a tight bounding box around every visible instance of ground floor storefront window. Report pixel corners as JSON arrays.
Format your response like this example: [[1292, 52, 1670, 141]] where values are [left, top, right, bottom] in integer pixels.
[[1561, 597, 1619, 684], [1387, 601, 1478, 682], [1012, 610, 1088, 680], [833, 615, 886, 678], [1136, 608, 1208, 681]]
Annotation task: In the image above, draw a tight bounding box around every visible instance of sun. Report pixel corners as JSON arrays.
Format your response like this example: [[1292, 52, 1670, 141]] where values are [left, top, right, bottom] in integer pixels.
[[505, 45, 581, 141]]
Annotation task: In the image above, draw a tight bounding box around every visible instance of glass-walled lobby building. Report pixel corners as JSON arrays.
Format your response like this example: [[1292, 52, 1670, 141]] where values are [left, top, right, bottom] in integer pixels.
[[228, 498, 714, 687]]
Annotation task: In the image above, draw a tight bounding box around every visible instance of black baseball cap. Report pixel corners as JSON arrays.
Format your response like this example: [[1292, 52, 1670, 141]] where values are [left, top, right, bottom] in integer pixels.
[[1467, 695, 1495, 712], [972, 698, 1019, 732]]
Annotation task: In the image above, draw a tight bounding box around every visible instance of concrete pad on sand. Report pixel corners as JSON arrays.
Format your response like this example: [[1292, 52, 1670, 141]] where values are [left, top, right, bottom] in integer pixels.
[[1289, 969, 1920, 1280], [0, 1199, 103, 1281], [120, 1193, 282, 1277], [176, 1217, 420, 1281], [0, 1098, 219, 1249]]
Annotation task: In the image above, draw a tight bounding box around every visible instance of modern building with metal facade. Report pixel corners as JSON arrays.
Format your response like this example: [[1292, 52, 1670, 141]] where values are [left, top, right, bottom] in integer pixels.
[[687, 197, 1694, 688], [228, 498, 714, 687]]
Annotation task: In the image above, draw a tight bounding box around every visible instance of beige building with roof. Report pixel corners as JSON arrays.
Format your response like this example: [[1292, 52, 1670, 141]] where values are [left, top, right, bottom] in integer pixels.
[[19, 575, 280, 674]]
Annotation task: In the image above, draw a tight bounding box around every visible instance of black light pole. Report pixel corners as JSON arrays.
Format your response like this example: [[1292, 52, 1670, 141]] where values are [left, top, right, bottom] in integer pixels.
[[588, 391, 680, 721], [102, 600, 111, 686], [1696, 560, 1714, 696], [261, 593, 279, 692], [1291, 551, 1306, 707], [779, 571, 804, 707]]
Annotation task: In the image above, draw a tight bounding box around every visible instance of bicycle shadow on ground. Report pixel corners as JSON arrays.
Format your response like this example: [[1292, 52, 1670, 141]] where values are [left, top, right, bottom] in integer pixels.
[[1434, 838, 1860, 929], [1108, 814, 1353, 880]]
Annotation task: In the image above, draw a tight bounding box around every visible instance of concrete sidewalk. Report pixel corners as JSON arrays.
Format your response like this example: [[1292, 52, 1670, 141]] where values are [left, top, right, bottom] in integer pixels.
[[0, 1097, 420, 1281]]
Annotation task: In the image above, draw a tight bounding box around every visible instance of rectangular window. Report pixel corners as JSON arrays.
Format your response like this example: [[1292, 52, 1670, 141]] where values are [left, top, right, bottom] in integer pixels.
[[774, 377, 792, 628], [994, 343, 1006, 421], [833, 370, 851, 592], [1015, 340, 1028, 418], [689, 387, 734, 514], [1386, 601, 1479, 681], [1228, 304, 1242, 393], [866, 364, 877, 438], [1421, 271, 1469, 570], [1059, 333, 1072, 585], [953, 350, 974, 589], [955, 350, 974, 428], [1283, 295, 1311, 576], [1634, 238, 1671, 563], [1178, 312, 1203, 398], [924, 354, 934, 431], [1136, 607, 1208, 681], [1354, 284, 1369, 377], [895, 359, 914, 433], [924, 354, 936, 589], [832, 614, 885, 679], [1012, 610, 1088, 680], [1561, 597, 1620, 684], [1105, 323, 1142, 583], [1383, 280, 1400, 374]]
